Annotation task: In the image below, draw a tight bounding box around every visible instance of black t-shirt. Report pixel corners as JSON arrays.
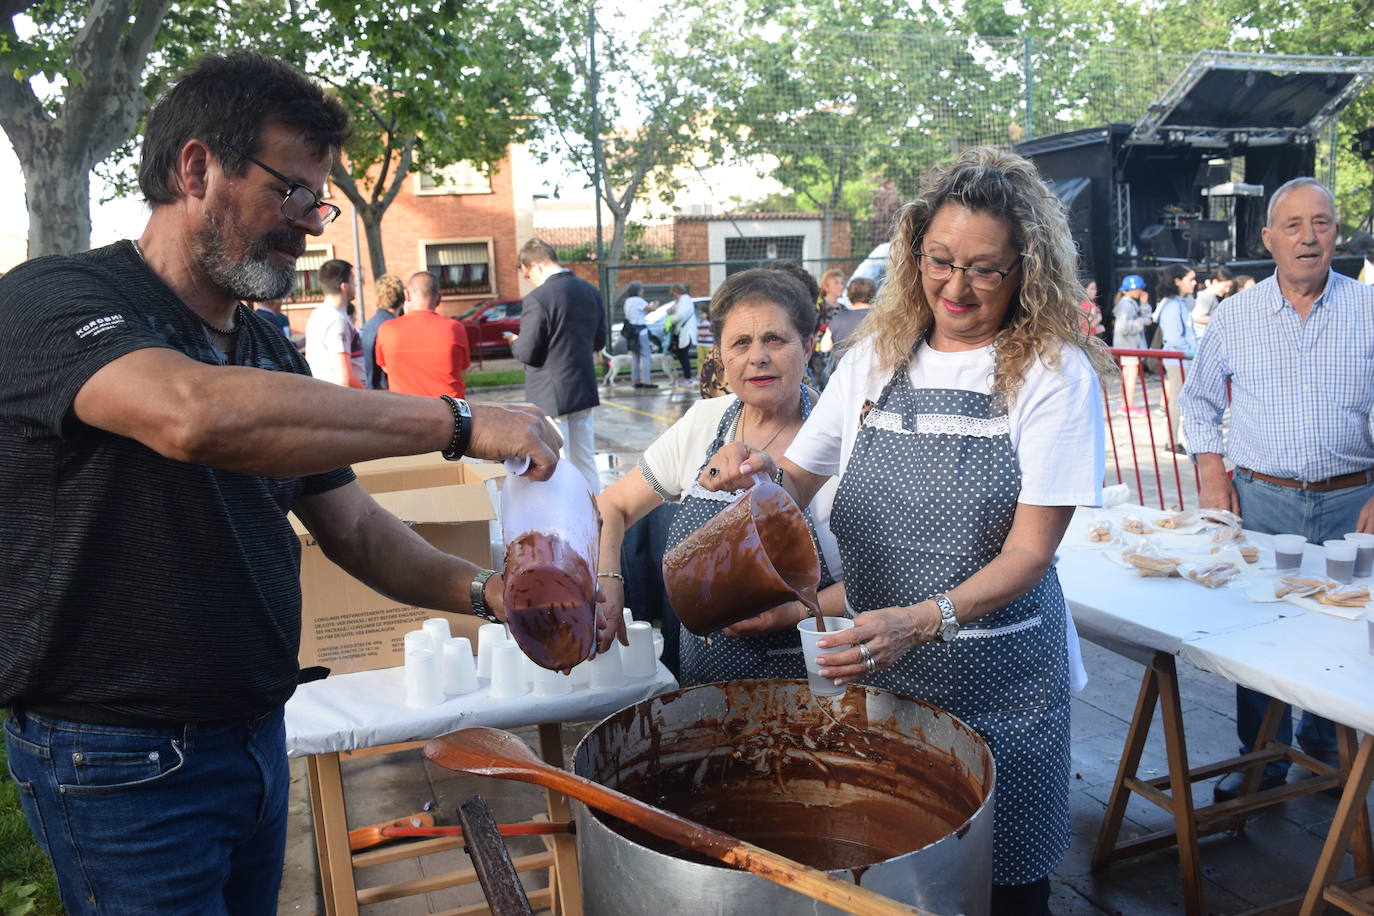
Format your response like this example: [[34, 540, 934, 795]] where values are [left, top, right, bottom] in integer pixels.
[[0, 241, 354, 722]]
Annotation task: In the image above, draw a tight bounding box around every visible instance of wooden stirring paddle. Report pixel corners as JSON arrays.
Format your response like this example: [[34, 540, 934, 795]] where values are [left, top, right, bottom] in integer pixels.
[[424, 727, 932, 916]]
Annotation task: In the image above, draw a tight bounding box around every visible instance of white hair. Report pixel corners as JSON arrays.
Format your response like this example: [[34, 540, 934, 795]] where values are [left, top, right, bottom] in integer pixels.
[[1266, 177, 1336, 226]]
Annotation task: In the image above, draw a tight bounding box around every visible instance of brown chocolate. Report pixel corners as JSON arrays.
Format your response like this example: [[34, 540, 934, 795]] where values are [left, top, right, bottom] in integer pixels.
[[663, 481, 822, 635], [580, 680, 990, 872], [502, 531, 596, 671]]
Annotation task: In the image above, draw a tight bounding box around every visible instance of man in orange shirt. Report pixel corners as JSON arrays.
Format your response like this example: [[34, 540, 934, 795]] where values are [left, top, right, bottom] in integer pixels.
[[375, 271, 472, 397]]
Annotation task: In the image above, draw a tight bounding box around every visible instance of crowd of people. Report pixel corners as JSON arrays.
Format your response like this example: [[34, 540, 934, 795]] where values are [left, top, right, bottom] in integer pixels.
[[5, 46, 1374, 916]]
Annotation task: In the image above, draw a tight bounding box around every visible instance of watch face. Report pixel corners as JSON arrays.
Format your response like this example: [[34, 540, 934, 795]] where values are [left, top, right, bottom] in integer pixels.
[[941, 621, 959, 641]]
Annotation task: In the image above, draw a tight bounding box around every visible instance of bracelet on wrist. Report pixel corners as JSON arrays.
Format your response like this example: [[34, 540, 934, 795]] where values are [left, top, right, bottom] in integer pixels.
[[596, 571, 625, 582], [439, 395, 472, 462]]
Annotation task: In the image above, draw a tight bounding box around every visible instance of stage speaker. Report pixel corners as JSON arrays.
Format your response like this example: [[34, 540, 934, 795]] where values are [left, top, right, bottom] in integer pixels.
[[1139, 224, 1179, 260]]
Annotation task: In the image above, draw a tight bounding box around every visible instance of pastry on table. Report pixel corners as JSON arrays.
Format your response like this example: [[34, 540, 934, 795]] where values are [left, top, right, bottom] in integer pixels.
[[1184, 562, 1239, 588], [1275, 575, 1337, 599], [1211, 542, 1259, 563], [1125, 553, 1181, 577], [1157, 512, 1194, 530], [1316, 584, 1370, 607], [1121, 515, 1153, 535], [1088, 521, 1114, 542]]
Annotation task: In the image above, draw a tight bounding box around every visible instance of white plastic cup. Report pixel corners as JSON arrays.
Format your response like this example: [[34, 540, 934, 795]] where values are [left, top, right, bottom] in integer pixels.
[[588, 645, 625, 690], [423, 617, 452, 652], [1345, 532, 1374, 578], [622, 621, 658, 679], [404, 629, 434, 658], [1272, 534, 1307, 571], [653, 632, 664, 660], [622, 608, 635, 633], [532, 664, 572, 697], [443, 638, 478, 696], [567, 661, 591, 688], [476, 623, 508, 680], [489, 642, 529, 700], [404, 649, 444, 708], [1325, 540, 1357, 583], [797, 617, 856, 697]]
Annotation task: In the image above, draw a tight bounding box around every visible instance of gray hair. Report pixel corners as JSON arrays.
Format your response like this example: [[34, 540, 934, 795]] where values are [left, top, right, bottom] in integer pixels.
[[1266, 177, 1335, 226]]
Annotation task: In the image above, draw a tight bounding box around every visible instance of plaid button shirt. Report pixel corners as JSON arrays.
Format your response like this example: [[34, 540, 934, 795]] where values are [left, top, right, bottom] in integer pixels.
[[1181, 270, 1374, 482]]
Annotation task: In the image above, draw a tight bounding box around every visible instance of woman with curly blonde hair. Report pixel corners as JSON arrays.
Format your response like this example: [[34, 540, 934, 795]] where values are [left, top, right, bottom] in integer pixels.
[[701, 147, 1111, 914]]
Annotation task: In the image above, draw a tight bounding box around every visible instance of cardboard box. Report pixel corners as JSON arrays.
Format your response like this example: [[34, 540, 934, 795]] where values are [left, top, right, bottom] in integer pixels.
[[350, 452, 504, 495], [294, 460, 505, 675]]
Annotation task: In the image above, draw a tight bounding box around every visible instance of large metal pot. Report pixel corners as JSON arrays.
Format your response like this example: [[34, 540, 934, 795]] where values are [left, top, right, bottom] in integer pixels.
[[572, 680, 994, 915]]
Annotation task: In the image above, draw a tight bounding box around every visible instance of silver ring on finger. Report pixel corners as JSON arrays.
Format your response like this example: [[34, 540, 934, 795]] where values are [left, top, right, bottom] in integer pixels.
[[857, 642, 873, 664], [865, 655, 877, 674]]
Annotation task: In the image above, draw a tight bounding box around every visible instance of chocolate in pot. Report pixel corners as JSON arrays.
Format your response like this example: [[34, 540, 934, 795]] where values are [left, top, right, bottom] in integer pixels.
[[502, 531, 596, 671]]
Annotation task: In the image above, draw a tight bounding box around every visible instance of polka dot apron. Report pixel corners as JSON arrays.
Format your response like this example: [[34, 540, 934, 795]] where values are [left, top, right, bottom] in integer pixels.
[[829, 357, 1070, 886], [667, 387, 836, 687]]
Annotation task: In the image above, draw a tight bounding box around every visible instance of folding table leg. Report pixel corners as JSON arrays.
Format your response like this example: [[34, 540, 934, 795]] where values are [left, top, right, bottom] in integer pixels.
[[1225, 696, 1287, 833], [1091, 655, 1161, 869], [307, 752, 361, 916], [1298, 732, 1374, 916], [1155, 654, 1205, 916], [1337, 727, 1374, 878], [538, 723, 583, 916]]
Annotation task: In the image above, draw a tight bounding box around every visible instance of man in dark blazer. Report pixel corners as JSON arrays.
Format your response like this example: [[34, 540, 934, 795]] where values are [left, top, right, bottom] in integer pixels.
[[507, 238, 607, 492]]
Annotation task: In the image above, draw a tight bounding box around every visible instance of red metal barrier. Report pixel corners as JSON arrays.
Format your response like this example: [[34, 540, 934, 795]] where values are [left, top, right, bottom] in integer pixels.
[[1104, 347, 1201, 511]]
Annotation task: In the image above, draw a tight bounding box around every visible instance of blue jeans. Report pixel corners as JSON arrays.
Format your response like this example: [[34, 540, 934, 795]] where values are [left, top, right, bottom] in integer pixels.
[[4, 708, 288, 915], [1232, 471, 1371, 770], [631, 328, 653, 383]]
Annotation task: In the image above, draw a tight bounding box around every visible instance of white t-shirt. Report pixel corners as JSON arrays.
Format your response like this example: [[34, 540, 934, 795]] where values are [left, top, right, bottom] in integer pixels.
[[623, 296, 650, 325], [641, 394, 843, 577], [305, 303, 361, 386], [787, 338, 1104, 507]]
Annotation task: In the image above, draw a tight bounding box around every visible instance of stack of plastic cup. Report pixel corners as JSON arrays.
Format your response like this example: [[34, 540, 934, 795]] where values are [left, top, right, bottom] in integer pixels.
[[404, 649, 444, 708], [404, 629, 434, 658], [588, 644, 625, 690], [489, 642, 529, 700], [476, 623, 508, 680], [443, 637, 479, 696], [532, 663, 572, 698], [797, 617, 855, 697], [423, 618, 452, 682], [623, 621, 658, 679], [567, 660, 591, 688]]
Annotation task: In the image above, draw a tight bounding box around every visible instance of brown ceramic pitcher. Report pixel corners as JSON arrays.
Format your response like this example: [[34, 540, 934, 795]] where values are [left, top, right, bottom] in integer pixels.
[[662, 475, 821, 635]]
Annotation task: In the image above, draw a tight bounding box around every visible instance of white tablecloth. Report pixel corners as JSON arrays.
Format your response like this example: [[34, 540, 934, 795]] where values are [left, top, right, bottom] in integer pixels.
[[1182, 614, 1374, 734], [285, 664, 678, 758], [1059, 506, 1373, 732]]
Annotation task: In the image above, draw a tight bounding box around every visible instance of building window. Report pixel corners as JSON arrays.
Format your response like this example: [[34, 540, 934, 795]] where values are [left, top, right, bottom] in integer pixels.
[[292, 248, 331, 302], [425, 241, 493, 296], [415, 161, 492, 195], [724, 235, 805, 276]]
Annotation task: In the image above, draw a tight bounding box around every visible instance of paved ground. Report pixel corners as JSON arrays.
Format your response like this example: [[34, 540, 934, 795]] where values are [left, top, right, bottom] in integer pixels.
[[279, 366, 1372, 915]]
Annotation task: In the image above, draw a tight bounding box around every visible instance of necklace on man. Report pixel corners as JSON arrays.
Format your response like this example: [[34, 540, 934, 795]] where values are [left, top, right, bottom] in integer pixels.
[[130, 239, 243, 336]]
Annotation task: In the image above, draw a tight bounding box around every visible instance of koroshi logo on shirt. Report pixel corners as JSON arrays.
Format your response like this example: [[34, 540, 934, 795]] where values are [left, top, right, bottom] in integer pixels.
[[75, 315, 126, 339]]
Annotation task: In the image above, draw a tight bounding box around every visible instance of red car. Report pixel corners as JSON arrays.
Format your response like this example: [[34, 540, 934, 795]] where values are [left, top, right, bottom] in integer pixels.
[[458, 298, 523, 356]]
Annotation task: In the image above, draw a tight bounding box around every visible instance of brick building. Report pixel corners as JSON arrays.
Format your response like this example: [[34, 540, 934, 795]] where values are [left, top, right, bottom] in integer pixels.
[[283, 145, 536, 332]]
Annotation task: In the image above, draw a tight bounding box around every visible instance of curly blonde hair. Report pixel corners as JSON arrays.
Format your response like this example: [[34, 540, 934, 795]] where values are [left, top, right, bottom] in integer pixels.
[[374, 273, 406, 313], [850, 147, 1117, 402]]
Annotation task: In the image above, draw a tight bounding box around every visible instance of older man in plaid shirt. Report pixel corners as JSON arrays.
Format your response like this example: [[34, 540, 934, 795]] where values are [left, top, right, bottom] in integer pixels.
[[1181, 176, 1374, 803]]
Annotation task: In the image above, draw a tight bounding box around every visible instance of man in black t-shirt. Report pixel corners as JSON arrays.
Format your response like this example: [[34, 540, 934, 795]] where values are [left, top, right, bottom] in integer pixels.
[[0, 53, 575, 915]]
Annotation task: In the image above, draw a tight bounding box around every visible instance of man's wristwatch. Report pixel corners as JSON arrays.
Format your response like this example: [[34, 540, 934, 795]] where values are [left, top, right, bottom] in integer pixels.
[[932, 593, 960, 642], [470, 569, 499, 623], [439, 395, 472, 461]]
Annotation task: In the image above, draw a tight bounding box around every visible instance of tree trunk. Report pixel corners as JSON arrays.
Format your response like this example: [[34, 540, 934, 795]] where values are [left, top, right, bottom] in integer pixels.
[[0, 0, 172, 257], [605, 209, 629, 297], [359, 206, 387, 281], [21, 141, 92, 257]]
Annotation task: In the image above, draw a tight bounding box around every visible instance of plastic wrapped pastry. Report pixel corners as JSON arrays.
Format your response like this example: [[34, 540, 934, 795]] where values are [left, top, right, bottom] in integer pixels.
[[1316, 584, 1371, 608], [1120, 515, 1153, 535], [1274, 574, 1338, 599], [1182, 562, 1239, 589], [1157, 512, 1194, 530], [1088, 520, 1114, 542], [1122, 541, 1181, 577]]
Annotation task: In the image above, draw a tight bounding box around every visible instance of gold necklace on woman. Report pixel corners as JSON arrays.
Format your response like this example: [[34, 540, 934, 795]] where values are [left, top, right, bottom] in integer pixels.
[[740, 409, 790, 454]]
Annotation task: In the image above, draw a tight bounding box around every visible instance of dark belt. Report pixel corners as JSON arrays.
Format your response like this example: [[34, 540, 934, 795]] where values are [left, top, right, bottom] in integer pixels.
[[15, 701, 251, 729], [1239, 466, 1374, 492]]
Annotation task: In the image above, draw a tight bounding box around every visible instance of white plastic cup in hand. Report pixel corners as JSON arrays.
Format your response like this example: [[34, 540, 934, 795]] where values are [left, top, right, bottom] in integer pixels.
[[489, 642, 529, 700], [1272, 534, 1307, 571], [1325, 540, 1357, 584], [443, 638, 478, 696], [404, 649, 444, 708], [532, 664, 572, 698], [797, 617, 855, 697], [1344, 532, 1374, 578], [588, 644, 625, 690], [476, 623, 508, 680], [623, 621, 658, 679]]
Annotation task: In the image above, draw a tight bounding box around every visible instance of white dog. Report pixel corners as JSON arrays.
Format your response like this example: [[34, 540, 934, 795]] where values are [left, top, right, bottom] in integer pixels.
[[602, 347, 677, 388]]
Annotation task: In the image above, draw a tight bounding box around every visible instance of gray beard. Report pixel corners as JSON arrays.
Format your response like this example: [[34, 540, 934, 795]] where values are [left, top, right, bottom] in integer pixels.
[[192, 209, 301, 301]]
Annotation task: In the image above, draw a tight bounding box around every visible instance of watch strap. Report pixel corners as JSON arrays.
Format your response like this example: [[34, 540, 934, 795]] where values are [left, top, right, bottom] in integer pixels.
[[932, 593, 960, 641], [470, 568, 499, 622]]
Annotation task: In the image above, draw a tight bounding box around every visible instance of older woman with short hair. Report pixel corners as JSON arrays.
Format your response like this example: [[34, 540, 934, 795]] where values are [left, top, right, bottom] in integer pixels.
[[597, 268, 843, 685], [704, 148, 1115, 914]]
